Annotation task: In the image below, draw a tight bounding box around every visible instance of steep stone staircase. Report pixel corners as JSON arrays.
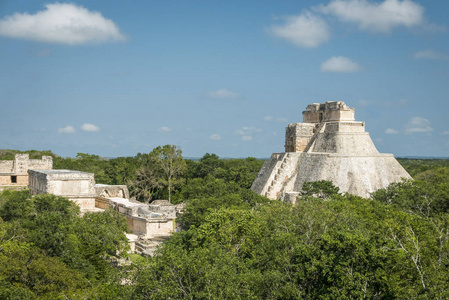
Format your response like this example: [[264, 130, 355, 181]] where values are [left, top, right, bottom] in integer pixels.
[[265, 153, 293, 199], [135, 235, 170, 256]]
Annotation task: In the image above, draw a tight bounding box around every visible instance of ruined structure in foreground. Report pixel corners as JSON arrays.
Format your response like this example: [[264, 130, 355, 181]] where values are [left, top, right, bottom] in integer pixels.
[[251, 101, 411, 201]]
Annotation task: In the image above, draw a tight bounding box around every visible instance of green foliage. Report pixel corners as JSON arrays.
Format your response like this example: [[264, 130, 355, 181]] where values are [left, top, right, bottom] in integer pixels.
[[371, 168, 449, 217], [131, 158, 449, 299], [0, 190, 34, 222], [398, 158, 449, 177], [0, 220, 86, 299], [0, 149, 57, 160], [177, 175, 268, 230], [148, 145, 186, 203], [0, 190, 130, 297], [3, 149, 448, 298], [128, 145, 186, 203], [54, 153, 115, 185], [135, 196, 449, 299], [53, 150, 264, 205], [186, 154, 264, 189], [301, 180, 340, 199]]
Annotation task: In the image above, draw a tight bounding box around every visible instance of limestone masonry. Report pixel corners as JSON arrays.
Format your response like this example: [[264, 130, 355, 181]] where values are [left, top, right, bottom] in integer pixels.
[[0, 154, 52, 189], [28, 169, 97, 211], [1, 154, 180, 255], [27, 168, 180, 255], [251, 101, 411, 201]]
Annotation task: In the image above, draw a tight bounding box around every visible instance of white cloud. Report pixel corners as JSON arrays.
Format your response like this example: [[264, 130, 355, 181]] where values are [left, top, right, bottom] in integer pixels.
[[81, 123, 100, 132], [208, 89, 238, 99], [241, 136, 253, 141], [317, 0, 424, 33], [414, 49, 449, 60], [235, 126, 262, 135], [158, 126, 172, 132], [276, 117, 288, 122], [58, 125, 76, 134], [385, 128, 399, 134], [405, 117, 433, 133], [321, 56, 361, 73], [264, 116, 273, 121], [209, 134, 222, 140], [0, 3, 125, 45], [442, 131, 449, 135], [270, 11, 330, 48]]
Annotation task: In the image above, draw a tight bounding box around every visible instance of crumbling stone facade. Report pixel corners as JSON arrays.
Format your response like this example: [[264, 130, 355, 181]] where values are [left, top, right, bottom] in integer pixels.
[[95, 184, 129, 199], [0, 154, 52, 189], [95, 196, 182, 255], [252, 101, 411, 200], [28, 169, 97, 211]]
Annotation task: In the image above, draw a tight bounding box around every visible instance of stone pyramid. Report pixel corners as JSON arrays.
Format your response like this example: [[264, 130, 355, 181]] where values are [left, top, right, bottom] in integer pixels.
[[251, 101, 411, 201]]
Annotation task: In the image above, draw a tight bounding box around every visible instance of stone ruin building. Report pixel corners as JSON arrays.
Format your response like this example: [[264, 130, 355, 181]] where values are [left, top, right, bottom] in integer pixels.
[[96, 195, 183, 255], [28, 169, 99, 212], [27, 169, 182, 255], [251, 101, 411, 202], [0, 154, 52, 190], [0, 154, 180, 255]]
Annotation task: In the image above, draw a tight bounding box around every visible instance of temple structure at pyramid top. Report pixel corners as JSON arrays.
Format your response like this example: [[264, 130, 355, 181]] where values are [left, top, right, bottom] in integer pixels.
[[251, 101, 411, 201]]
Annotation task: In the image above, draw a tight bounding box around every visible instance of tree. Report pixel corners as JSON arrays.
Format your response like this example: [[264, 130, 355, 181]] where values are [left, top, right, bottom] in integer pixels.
[[301, 180, 340, 200], [150, 145, 186, 203], [128, 166, 162, 203]]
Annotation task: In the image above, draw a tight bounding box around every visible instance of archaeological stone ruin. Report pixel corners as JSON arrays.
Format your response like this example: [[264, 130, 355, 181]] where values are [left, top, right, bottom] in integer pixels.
[[26, 168, 181, 254], [28, 169, 98, 211], [251, 101, 411, 201], [0, 154, 182, 255], [0, 154, 52, 190]]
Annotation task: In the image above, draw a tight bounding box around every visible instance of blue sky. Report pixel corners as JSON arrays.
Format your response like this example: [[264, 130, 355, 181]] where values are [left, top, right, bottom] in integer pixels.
[[0, 0, 448, 158]]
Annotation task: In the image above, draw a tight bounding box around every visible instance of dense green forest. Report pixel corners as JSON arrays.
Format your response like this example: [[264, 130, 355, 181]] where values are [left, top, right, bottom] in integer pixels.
[[1, 148, 449, 298]]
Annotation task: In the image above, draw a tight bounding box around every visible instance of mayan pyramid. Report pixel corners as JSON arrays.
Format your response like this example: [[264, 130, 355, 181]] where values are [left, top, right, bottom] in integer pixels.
[[251, 101, 411, 201]]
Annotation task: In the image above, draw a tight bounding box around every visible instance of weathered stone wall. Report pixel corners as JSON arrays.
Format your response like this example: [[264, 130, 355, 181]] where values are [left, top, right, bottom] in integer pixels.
[[0, 175, 28, 185], [324, 121, 365, 133], [303, 101, 355, 123], [146, 220, 174, 238], [95, 184, 129, 199], [0, 161, 14, 173], [72, 197, 96, 210], [98, 197, 177, 238], [0, 154, 52, 175], [28, 170, 49, 194], [28, 169, 96, 211], [148, 201, 177, 219], [280, 153, 410, 199], [29, 156, 53, 171], [95, 197, 110, 210], [285, 123, 315, 152], [0, 155, 53, 190], [125, 216, 148, 236], [310, 132, 379, 155]]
